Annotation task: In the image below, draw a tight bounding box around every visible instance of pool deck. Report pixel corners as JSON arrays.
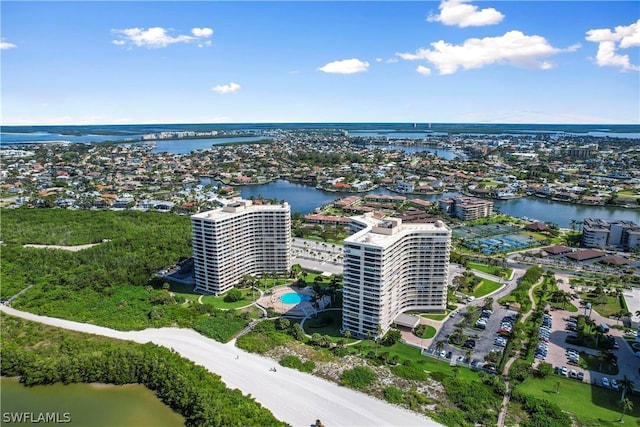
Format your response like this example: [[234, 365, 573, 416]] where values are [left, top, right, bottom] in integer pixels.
[[258, 285, 316, 317]]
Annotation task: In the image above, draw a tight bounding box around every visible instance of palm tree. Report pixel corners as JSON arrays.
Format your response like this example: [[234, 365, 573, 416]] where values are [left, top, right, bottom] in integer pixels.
[[375, 324, 383, 356], [597, 350, 609, 372], [435, 340, 445, 359], [465, 348, 473, 364], [613, 309, 626, 326], [618, 375, 636, 403], [618, 397, 633, 422]]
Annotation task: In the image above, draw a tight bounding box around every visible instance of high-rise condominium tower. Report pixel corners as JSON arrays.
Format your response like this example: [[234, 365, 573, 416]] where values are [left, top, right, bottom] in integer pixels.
[[191, 199, 291, 295], [342, 213, 451, 338]]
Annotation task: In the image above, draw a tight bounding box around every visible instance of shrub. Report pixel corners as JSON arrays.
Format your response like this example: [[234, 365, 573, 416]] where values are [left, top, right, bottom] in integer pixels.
[[290, 323, 306, 341], [275, 317, 290, 330], [390, 363, 427, 381], [279, 355, 316, 373], [224, 289, 243, 303], [382, 329, 401, 346], [383, 386, 404, 404], [340, 366, 376, 390]]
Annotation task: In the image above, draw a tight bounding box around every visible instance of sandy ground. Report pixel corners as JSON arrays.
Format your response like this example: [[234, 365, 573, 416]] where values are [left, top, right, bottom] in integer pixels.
[[23, 243, 101, 252], [0, 305, 441, 427]]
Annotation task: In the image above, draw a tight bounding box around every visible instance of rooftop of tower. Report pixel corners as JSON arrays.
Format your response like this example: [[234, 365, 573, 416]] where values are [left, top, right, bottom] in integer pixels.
[[345, 212, 450, 249], [192, 198, 290, 221]]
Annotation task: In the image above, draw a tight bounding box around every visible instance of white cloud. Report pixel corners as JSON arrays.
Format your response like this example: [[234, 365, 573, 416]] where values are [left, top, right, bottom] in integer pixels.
[[416, 65, 432, 76], [427, 0, 504, 28], [566, 43, 582, 52], [192, 27, 213, 38], [317, 58, 370, 74], [397, 31, 564, 75], [1, 40, 17, 50], [211, 82, 241, 94], [112, 26, 213, 48], [586, 19, 640, 71]]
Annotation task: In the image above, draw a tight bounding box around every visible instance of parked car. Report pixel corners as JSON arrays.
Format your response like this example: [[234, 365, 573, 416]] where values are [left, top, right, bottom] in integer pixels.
[[577, 372, 584, 381], [561, 366, 568, 376], [611, 379, 619, 391], [601, 377, 610, 388]]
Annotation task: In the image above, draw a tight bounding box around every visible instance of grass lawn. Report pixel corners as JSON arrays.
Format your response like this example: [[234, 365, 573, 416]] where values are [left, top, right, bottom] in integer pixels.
[[257, 278, 293, 290], [201, 289, 258, 309], [420, 312, 449, 321], [168, 282, 201, 302], [468, 262, 513, 279], [586, 295, 624, 318], [516, 376, 640, 425], [422, 325, 437, 339], [617, 190, 640, 200], [470, 278, 503, 298], [303, 310, 359, 343]]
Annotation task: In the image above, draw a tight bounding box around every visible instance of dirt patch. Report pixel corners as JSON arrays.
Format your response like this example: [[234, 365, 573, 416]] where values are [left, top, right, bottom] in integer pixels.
[[23, 243, 101, 252]]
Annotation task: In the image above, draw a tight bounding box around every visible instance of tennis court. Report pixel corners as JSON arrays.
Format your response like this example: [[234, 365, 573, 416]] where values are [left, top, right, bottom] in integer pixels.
[[453, 223, 521, 240], [453, 223, 540, 254]]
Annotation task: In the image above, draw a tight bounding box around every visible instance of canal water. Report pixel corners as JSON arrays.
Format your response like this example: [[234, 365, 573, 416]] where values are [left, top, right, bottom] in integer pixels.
[[0, 377, 184, 427], [202, 178, 638, 228]]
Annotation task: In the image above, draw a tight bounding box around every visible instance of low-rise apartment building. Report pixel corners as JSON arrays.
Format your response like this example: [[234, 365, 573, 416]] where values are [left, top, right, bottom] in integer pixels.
[[439, 196, 493, 220], [582, 218, 640, 250]]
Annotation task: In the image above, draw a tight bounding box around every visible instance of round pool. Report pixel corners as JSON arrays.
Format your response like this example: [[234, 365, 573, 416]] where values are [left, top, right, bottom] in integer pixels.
[[280, 293, 312, 304]]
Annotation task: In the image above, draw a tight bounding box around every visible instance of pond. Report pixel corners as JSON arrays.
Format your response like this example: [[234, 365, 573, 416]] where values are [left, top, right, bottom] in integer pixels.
[[0, 377, 184, 427]]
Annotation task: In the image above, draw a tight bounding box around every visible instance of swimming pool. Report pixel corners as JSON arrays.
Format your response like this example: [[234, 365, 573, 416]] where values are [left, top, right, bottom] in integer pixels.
[[280, 293, 312, 304]]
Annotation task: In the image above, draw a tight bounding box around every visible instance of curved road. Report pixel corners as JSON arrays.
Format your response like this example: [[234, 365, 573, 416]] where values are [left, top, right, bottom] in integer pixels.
[[0, 305, 441, 427]]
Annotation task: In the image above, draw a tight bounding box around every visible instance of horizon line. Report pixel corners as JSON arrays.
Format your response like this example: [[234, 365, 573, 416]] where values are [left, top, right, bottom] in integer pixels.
[[2, 121, 640, 127]]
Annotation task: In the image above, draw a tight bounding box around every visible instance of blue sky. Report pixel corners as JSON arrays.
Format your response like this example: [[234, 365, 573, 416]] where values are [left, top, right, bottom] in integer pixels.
[[1, 1, 639, 125]]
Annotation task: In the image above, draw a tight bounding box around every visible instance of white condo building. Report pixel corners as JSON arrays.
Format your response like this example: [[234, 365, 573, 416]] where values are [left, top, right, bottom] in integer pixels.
[[342, 213, 451, 338], [191, 199, 291, 295]]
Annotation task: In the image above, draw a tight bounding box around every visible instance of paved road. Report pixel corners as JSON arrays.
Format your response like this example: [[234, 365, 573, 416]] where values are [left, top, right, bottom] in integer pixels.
[[0, 305, 442, 427]]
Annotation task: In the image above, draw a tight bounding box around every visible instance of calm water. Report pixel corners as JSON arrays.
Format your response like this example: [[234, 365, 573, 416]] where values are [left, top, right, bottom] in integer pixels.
[[0, 132, 136, 145], [151, 136, 270, 154], [204, 179, 639, 227], [493, 197, 639, 227], [0, 378, 184, 427]]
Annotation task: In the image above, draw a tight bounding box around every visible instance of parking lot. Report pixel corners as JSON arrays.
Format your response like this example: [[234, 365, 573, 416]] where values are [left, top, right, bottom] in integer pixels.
[[427, 300, 519, 369]]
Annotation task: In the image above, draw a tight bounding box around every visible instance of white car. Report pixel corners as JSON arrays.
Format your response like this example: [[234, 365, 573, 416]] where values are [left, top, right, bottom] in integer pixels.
[[561, 366, 568, 376], [611, 379, 619, 391], [601, 377, 610, 388]]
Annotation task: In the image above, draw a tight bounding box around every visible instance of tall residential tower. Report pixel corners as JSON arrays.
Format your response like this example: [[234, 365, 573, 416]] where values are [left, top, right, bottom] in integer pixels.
[[191, 199, 291, 295], [342, 213, 451, 338]]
